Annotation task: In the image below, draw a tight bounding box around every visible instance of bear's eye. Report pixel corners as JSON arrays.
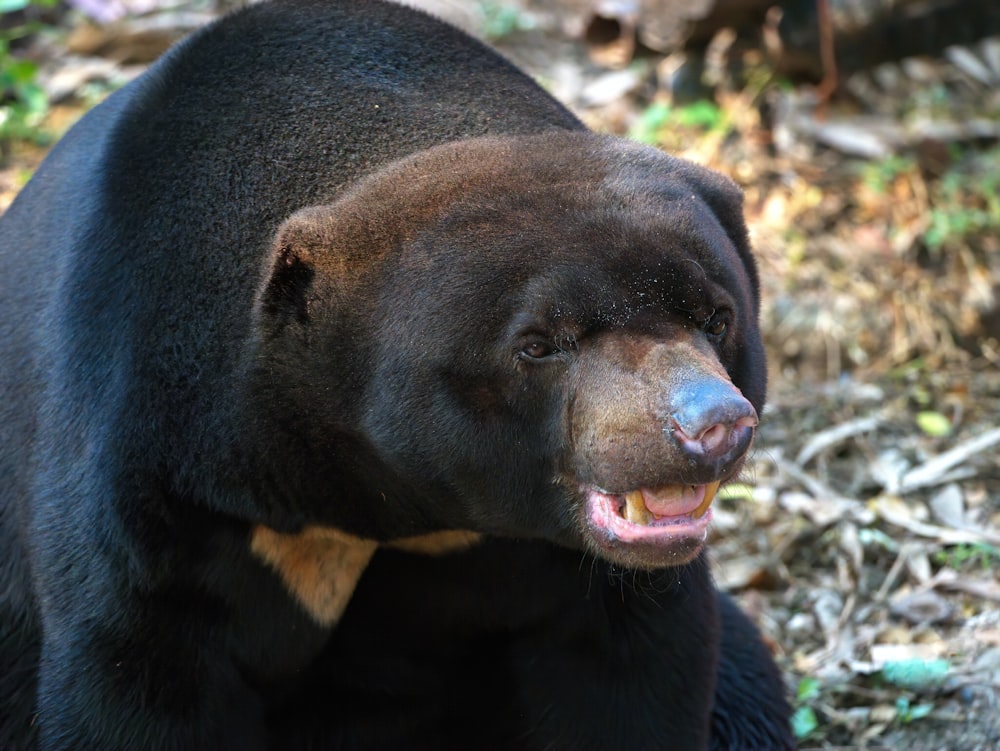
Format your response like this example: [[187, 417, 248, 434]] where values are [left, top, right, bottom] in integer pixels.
[[520, 341, 557, 361], [704, 313, 728, 339]]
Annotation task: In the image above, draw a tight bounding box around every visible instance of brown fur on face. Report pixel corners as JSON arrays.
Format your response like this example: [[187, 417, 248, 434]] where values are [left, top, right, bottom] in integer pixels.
[[251, 131, 764, 571], [568, 329, 751, 493]]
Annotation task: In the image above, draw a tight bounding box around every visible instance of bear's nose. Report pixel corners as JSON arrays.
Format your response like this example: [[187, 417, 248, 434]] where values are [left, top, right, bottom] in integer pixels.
[[668, 377, 757, 465]]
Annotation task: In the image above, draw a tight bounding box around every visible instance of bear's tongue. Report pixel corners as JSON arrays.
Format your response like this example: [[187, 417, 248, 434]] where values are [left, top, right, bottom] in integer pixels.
[[622, 482, 720, 525]]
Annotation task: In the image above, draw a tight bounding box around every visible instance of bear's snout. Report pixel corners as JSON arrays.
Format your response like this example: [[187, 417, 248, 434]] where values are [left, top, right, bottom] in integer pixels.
[[569, 333, 757, 493], [666, 373, 758, 478], [568, 333, 758, 567]]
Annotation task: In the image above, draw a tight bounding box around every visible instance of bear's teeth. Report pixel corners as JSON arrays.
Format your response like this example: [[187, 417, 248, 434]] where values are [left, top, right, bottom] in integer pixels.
[[691, 481, 721, 519], [623, 490, 654, 525]]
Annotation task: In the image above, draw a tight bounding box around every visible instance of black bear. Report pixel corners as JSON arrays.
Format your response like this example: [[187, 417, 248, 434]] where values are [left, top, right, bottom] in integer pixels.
[[0, 0, 795, 749]]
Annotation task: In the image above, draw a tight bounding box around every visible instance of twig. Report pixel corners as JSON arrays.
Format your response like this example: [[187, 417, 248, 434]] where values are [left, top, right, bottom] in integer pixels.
[[875, 542, 919, 602], [900, 426, 1000, 493], [874, 496, 1000, 547], [815, 0, 839, 104], [770, 455, 874, 525], [796, 414, 883, 466], [928, 569, 1000, 603]]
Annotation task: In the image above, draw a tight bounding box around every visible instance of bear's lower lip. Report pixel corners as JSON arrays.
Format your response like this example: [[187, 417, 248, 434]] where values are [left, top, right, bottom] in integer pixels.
[[584, 481, 720, 549]]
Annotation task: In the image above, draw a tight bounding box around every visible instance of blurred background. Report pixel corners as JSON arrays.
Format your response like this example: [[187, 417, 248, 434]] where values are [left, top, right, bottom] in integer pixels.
[[1, 1, 997, 748]]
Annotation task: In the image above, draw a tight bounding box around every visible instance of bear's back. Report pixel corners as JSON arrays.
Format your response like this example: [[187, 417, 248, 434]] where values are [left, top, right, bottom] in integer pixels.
[[0, 0, 581, 517], [0, 7, 580, 743]]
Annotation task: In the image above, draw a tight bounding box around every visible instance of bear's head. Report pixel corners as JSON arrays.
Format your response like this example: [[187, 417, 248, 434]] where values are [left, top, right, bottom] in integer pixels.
[[248, 132, 765, 571]]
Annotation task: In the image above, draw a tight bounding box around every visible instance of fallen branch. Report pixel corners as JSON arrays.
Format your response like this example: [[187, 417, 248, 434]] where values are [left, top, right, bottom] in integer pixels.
[[796, 413, 884, 466], [899, 426, 1000, 493], [873, 495, 1000, 547]]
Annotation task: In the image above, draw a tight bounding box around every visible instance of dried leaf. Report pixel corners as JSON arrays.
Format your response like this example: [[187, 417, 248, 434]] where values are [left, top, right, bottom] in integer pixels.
[[928, 483, 966, 528], [870, 642, 945, 668], [889, 590, 954, 624]]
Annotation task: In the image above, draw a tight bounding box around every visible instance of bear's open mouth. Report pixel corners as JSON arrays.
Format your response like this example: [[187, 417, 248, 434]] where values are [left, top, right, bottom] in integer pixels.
[[619, 482, 719, 524], [585, 481, 721, 545]]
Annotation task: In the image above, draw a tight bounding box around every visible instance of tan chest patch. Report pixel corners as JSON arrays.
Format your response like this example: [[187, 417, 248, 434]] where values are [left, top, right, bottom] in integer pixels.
[[386, 529, 482, 555], [251, 525, 378, 628], [251, 526, 483, 627]]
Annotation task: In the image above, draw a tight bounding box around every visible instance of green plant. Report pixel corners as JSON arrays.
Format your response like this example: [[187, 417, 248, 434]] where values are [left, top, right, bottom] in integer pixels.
[[923, 147, 1000, 251], [673, 99, 724, 129], [858, 527, 900, 553], [629, 99, 727, 145], [630, 101, 671, 145], [895, 696, 935, 724], [934, 542, 1000, 571], [477, 2, 533, 41], [790, 676, 821, 740], [1, 0, 58, 148], [881, 658, 950, 691], [790, 705, 818, 740], [859, 154, 916, 194], [716, 482, 754, 501], [915, 410, 952, 437]]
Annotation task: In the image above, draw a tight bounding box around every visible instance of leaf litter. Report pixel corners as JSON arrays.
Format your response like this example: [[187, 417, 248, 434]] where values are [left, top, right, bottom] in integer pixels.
[[2, 1, 999, 748]]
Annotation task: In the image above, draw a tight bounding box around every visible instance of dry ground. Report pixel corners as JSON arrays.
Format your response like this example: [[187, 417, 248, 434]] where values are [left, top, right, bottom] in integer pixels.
[[2, 2, 998, 749]]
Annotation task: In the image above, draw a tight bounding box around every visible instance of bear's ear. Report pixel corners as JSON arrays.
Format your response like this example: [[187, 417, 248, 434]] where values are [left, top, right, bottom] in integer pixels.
[[261, 242, 314, 325], [672, 163, 760, 307], [259, 212, 321, 326]]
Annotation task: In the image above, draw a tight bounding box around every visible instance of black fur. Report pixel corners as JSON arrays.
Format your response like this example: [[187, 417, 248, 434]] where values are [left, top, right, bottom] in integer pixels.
[[269, 541, 793, 751], [0, 1, 794, 748]]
